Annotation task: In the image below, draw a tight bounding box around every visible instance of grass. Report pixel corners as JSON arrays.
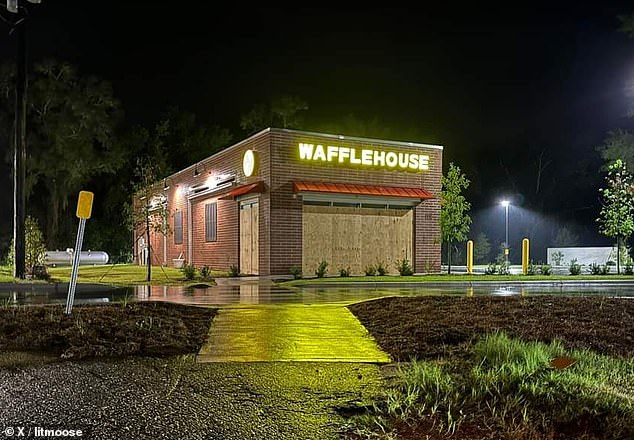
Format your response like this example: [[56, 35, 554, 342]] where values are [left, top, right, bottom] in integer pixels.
[[351, 333, 634, 440], [0, 264, 227, 287], [281, 273, 634, 286]]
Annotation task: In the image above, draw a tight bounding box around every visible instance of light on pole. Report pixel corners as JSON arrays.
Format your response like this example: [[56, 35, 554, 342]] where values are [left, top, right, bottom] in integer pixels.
[[501, 200, 510, 265]]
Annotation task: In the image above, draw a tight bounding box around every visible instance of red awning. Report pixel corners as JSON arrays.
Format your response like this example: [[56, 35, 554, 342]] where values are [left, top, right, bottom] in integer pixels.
[[292, 180, 434, 199], [219, 181, 265, 200]]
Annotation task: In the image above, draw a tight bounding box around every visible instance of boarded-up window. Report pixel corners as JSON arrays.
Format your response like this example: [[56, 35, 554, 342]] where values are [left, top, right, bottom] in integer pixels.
[[174, 211, 183, 244], [205, 202, 217, 242]]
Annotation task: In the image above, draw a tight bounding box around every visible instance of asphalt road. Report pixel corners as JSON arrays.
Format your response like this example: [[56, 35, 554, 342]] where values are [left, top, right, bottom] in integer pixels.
[[0, 354, 384, 440]]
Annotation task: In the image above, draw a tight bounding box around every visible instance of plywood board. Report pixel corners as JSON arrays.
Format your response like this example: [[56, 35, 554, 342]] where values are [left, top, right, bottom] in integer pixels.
[[303, 205, 413, 276]]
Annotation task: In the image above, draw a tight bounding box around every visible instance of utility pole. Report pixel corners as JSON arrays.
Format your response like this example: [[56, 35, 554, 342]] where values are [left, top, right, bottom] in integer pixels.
[[5, 0, 43, 279]]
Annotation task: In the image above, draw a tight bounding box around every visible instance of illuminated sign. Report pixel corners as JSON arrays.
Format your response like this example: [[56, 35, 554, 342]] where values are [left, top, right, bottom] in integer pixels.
[[298, 143, 429, 171], [243, 150, 256, 177]]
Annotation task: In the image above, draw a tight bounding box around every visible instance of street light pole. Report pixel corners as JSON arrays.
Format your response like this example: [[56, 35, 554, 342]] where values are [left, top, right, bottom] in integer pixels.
[[501, 200, 510, 265]]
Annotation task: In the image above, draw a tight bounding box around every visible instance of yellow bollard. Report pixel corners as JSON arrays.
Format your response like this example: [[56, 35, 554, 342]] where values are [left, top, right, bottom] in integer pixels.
[[522, 238, 529, 275], [466, 240, 474, 274]]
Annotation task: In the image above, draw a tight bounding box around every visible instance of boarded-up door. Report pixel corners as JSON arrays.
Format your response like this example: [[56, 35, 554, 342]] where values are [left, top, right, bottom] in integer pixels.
[[240, 200, 259, 275], [302, 205, 413, 275]]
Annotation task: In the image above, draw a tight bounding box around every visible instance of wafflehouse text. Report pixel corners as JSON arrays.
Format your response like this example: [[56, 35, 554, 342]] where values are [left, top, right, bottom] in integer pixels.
[[298, 143, 429, 171]]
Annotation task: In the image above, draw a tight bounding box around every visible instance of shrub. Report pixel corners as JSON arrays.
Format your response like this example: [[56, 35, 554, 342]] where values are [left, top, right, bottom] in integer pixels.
[[199, 266, 213, 279], [376, 261, 387, 276], [600, 264, 610, 275], [396, 258, 414, 276], [7, 215, 47, 276], [484, 263, 498, 275], [229, 264, 240, 277], [315, 260, 328, 278], [364, 265, 376, 276], [497, 261, 510, 275], [339, 266, 351, 277], [589, 262, 601, 275], [181, 264, 197, 280], [526, 260, 537, 276], [569, 259, 581, 275], [289, 265, 302, 279], [625, 262, 633, 275], [539, 264, 552, 276]]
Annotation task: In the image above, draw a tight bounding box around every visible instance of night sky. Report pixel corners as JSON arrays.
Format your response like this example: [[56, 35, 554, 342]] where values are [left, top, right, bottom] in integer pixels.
[[2, 3, 634, 258]]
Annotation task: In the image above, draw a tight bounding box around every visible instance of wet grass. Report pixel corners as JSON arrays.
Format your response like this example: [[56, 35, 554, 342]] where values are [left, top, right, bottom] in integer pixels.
[[281, 273, 634, 286], [0, 265, 49, 284], [349, 333, 634, 440], [0, 301, 216, 360], [47, 264, 226, 286], [347, 296, 634, 439], [0, 264, 227, 286]]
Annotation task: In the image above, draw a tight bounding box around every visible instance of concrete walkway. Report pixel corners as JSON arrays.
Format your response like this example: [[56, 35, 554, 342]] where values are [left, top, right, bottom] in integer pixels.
[[197, 304, 391, 363]]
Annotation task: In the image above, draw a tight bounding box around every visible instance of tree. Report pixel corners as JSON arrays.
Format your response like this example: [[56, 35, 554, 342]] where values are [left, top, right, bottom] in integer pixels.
[[618, 14, 634, 38], [315, 113, 394, 139], [126, 159, 171, 283], [7, 215, 47, 277], [157, 108, 233, 170], [553, 225, 580, 247], [240, 94, 308, 133], [596, 129, 634, 170], [0, 60, 122, 248], [440, 163, 472, 274], [473, 232, 491, 264], [270, 95, 308, 128], [596, 159, 634, 274]]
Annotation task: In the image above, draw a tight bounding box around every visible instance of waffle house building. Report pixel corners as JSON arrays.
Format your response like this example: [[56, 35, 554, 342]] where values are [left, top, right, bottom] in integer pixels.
[[135, 128, 442, 276]]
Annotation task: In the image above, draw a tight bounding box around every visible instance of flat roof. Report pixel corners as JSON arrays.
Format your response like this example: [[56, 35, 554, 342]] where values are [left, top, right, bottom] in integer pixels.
[[165, 127, 443, 181]]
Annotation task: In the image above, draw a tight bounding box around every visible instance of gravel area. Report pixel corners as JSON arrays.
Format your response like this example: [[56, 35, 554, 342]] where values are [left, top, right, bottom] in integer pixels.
[[0, 354, 383, 439]]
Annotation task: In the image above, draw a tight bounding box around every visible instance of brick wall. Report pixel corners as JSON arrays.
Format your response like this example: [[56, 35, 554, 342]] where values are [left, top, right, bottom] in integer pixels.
[[141, 129, 272, 273], [139, 128, 442, 275], [269, 129, 442, 275]]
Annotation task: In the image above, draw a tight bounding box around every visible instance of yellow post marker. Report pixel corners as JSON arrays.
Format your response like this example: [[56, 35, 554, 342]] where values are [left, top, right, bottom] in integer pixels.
[[76, 191, 94, 219], [65, 191, 94, 315], [466, 240, 474, 274], [522, 238, 530, 275]]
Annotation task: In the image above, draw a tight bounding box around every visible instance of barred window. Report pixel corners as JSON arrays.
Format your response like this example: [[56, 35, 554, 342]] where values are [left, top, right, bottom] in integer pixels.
[[205, 202, 217, 242]]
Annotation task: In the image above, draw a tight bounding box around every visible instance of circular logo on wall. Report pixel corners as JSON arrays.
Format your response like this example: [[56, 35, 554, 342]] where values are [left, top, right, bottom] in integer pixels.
[[243, 149, 256, 177]]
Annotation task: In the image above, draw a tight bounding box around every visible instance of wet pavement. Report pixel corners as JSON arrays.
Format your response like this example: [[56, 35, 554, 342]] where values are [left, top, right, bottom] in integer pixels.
[[198, 305, 391, 363], [0, 354, 384, 440]]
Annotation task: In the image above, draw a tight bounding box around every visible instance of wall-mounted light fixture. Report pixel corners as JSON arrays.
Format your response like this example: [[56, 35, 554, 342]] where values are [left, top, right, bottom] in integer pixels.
[[163, 178, 170, 191], [193, 166, 201, 177]]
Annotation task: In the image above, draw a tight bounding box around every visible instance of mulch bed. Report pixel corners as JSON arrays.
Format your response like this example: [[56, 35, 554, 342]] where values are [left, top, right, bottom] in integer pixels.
[[0, 302, 216, 359], [348, 295, 634, 361]]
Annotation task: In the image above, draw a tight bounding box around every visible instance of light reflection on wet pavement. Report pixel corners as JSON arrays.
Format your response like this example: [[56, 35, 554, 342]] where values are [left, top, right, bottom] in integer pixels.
[[2, 281, 634, 306]]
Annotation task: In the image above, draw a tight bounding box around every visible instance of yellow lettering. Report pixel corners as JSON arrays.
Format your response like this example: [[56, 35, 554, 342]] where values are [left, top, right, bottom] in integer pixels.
[[327, 145, 338, 162], [350, 148, 361, 164], [419, 154, 429, 170], [385, 152, 397, 167], [313, 144, 327, 161], [373, 150, 385, 166], [338, 146, 350, 163], [398, 152, 408, 168], [299, 143, 314, 160], [297, 143, 430, 172], [409, 154, 419, 170], [362, 149, 373, 165]]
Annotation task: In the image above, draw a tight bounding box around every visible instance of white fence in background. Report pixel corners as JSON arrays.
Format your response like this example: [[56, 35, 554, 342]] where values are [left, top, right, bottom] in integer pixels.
[[546, 247, 617, 266]]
